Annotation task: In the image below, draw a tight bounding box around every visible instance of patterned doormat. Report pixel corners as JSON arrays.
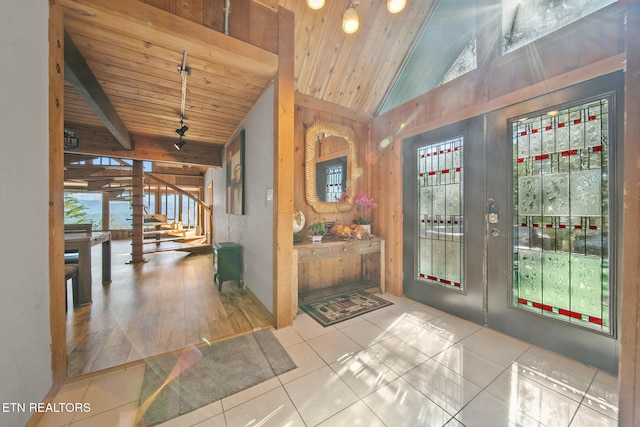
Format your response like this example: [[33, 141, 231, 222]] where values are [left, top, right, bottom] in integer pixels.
[[300, 290, 393, 327]]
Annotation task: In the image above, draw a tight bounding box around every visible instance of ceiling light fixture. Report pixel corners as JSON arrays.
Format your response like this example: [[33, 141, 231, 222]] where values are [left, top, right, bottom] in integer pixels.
[[176, 122, 188, 137], [342, 0, 359, 34], [306, 0, 325, 10], [175, 50, 191, 150], [307, 0, 406, 34], [387, 0, 406, 13], [174, 137, 186, 151]]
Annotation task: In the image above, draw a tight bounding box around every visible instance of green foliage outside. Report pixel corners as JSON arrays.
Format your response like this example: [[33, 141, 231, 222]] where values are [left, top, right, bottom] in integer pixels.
[[64, 192, 102, 229]]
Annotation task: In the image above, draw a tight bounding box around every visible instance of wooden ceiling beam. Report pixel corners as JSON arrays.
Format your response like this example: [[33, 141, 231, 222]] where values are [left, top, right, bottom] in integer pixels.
[[64, 31, 134, 150], [87, 179, 115, 191], [66, 124, 222, 168]]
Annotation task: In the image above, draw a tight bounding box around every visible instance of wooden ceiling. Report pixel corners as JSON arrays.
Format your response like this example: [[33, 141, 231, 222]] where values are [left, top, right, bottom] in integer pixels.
[[280, 0, 435, 117], [60, 0, 436, 165]]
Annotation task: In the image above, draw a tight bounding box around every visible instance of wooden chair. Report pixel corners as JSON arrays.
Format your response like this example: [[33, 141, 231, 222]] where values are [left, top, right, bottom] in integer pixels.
[[64, 264, 79, 311]]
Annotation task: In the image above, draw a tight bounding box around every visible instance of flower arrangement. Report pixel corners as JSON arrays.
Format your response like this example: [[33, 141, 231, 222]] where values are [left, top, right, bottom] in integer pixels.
[[354, 191, 376, 225], [329, 222, 372, 240]]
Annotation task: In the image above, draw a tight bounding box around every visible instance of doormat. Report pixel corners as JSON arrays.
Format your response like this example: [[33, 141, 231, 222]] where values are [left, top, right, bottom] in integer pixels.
[[300, 290, 393, 327], [136, 329, 296, 426]]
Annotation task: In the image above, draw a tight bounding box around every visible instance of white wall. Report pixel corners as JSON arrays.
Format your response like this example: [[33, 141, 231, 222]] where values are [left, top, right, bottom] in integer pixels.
[[211, 84, 275, 312], [0, 2, 53, 426]]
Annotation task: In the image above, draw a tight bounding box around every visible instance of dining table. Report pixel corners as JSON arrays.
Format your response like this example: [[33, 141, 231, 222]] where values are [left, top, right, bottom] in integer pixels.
[[64, 230, 111, 305]]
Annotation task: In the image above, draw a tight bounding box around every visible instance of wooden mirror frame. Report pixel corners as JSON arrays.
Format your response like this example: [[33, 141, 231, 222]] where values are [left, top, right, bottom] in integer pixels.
[[305, 121, 358, 213]]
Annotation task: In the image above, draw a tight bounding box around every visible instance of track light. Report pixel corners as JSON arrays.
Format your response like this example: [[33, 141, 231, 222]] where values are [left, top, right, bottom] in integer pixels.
[[176, 124, 188, 137], [174, 137, 186, 150], [342, 1, 359, 34]]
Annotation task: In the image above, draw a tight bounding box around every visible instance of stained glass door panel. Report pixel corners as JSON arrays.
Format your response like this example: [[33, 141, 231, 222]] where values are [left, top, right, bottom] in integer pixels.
[[417, 137, 464, 291], [512, 98, 610, 333]]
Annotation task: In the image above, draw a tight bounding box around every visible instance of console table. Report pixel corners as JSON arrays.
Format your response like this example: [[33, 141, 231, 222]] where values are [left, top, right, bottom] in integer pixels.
[[292, 237, 385, 317]]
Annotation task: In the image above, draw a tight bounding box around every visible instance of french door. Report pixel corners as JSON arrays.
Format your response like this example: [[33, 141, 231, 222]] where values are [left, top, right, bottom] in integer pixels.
[[403, 73, 622, 373]]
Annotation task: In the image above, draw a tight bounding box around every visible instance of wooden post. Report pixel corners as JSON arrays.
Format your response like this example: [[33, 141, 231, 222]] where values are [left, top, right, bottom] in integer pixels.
[[48, 0, 67, 389], [102, 191, 110, 230], [618, 0, 640, 424], [273, 6, 295, 327], [130, 160, 144, 263]]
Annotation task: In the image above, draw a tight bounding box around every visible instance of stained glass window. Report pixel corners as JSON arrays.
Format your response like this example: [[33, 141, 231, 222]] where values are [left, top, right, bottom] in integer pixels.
[[512, 97, 610, 333], [325, 164, 344, 202], [417, 137, 464, 291]]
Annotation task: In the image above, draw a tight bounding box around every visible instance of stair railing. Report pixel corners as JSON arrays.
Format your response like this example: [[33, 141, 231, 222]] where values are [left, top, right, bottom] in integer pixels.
[[143, 172, 212, 245]]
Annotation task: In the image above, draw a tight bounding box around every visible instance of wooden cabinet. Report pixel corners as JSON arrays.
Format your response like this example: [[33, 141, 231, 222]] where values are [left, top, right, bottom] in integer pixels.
[[213, 242, 243, 291]]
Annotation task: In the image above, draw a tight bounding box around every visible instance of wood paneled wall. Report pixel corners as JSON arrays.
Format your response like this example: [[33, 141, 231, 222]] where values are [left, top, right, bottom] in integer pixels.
[[368, 3, 625, 297], [293, 101, 369, 228], [293, 99, 373, 292], [141, 0, 279, 53]]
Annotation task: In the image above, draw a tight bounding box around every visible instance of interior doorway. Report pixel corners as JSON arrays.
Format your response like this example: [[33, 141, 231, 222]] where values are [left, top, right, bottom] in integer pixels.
[[402, 72, 623, 373]]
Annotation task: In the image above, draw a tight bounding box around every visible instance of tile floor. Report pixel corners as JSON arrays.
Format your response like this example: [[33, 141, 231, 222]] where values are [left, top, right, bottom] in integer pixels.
[[37, 294, 618, 427]]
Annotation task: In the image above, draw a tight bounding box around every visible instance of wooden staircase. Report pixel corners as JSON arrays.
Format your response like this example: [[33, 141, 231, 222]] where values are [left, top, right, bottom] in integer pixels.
[[142, 215, 211, 255]]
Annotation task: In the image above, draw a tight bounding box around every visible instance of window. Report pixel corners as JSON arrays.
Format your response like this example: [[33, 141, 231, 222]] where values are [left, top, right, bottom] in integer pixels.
[[416, 136, 464, 291], [502, 0, 616, 54], [378, 0, 477, 115], [512, 96, 611, 333]]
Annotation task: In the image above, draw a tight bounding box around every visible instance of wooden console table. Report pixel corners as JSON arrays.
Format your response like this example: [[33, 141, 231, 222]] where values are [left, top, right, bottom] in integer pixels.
[[292, 237, 385, 318]]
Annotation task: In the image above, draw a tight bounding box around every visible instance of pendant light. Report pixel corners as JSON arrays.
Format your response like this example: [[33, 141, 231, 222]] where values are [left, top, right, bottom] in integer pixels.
[[306, 0, 325, 10], [387, 0, 407, 13], [342, 1, 359, 34]]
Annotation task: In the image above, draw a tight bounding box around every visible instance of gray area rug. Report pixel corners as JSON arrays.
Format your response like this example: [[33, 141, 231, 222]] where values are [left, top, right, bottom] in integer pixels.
[[137, 329, 296, 426]]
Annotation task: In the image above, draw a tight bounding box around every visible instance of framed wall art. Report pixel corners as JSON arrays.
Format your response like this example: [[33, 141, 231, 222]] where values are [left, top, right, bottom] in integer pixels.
[[226, 129, 245, 215]]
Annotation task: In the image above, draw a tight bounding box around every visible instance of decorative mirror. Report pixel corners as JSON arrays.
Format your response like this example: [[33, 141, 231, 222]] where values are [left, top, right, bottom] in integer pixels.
[[305, 121, 358, 213]]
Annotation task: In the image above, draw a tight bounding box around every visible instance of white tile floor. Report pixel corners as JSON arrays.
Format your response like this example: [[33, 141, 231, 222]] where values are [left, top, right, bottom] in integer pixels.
[[37, 294, 618, 427]]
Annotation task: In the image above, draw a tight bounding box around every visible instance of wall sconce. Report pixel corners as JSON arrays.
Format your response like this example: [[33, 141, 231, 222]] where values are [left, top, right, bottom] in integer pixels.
[[306, 0, 324, 10], [342, 1, 359, 34], [387, 0, 406, 13]]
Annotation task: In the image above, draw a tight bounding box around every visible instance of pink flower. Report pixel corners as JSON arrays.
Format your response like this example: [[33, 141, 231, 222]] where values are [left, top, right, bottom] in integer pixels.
[[355, 191, 376, 211], [354, 191, 376, 224]]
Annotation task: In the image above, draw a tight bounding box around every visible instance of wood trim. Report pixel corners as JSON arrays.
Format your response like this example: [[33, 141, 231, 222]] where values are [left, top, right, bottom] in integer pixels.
[[295, 92, 371, 123], [273, 6, 295, 328], [618, 1, 640, 424], [48, 0, 67, 401]]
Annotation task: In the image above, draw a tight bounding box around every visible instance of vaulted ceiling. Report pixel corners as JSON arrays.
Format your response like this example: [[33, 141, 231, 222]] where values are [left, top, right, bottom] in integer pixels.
[[61, 0, 437, 166]]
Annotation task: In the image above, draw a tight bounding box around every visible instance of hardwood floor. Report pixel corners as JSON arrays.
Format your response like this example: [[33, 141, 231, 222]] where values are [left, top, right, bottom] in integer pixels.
[[65, 239, 273, 378]]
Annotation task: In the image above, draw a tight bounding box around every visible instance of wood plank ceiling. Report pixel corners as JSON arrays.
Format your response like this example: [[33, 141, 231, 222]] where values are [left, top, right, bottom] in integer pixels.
[[61, 0, 436, 167], [280, 0, 435, 117]]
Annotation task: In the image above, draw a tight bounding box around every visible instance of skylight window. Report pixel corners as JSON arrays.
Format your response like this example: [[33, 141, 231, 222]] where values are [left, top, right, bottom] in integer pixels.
[[502, 0, 616, 54], [378, 0, 477, 115]]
